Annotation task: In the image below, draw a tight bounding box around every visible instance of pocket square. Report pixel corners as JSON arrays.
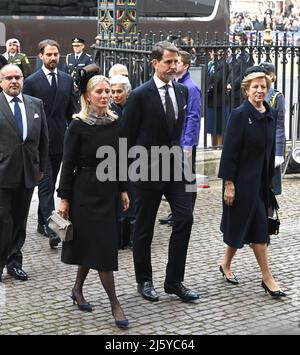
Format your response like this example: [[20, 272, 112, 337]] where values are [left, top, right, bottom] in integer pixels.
[[34, 113, 40, 119], [183, 105, 187, 110]]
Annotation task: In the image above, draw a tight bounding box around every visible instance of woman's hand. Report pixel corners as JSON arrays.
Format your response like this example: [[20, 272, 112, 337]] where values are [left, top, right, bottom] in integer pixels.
[[58, 199, 70, 219], [121, 192, 130, 211], [224, 181, 235, 206]]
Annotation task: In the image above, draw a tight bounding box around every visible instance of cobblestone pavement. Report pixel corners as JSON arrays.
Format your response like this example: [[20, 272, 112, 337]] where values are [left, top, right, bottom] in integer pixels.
[[0, 176, 299, 335]]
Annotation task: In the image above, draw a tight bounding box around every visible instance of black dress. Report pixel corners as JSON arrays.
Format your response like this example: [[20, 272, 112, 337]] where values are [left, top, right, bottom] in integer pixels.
[[57, 117, 125, 271]]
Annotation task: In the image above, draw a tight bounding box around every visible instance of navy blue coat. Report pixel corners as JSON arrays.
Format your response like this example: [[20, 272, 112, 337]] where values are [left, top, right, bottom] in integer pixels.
[[23, 69, 77, 155], [218, 100, 276, 248]]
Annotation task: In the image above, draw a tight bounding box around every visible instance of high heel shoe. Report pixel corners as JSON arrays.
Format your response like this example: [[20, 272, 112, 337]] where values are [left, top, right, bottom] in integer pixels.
[[70, 290, 93, 312], [112, 310, 129, 328], [261, 280, 286, 298], [219, 265, 239, 285]]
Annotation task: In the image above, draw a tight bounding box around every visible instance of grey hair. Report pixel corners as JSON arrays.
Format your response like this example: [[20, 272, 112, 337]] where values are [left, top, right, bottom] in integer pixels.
[[110, 75, 132, 93], [108, 63, 128, 78]]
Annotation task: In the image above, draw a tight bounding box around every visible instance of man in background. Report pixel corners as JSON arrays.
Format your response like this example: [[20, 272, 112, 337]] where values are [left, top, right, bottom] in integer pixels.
[[23, 39, 77, 249], [3, 38, 32, 78], [66, 37, 93, 80], [159, 50, 201, 226]]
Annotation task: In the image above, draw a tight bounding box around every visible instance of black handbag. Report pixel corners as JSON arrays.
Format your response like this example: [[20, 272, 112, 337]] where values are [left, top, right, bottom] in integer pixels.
[[268, 209, 280, 235], [268, 189, 280, 235]]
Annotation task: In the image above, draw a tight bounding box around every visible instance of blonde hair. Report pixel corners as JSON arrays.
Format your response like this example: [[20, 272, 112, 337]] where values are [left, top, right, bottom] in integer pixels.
[[74, 75, 117, 122], [241, 72, 272, 98]]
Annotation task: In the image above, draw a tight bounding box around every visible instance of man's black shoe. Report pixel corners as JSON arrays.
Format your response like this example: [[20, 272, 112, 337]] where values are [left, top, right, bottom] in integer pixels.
[[137, 281, 159, 302], [37, 223, 57, 239], [7, 267, 28, 281], [164, 282, 199, 302], [49, 236, 61, 249], [159, 213, 173, 225]]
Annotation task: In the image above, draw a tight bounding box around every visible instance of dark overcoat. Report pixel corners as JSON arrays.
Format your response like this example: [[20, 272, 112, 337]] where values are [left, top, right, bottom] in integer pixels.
[[218, 100, 276, 248], [57, 119, 126, 271]]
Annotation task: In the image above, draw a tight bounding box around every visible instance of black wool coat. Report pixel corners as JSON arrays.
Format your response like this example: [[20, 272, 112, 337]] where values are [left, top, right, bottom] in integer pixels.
[[218, 100, 276, 248]]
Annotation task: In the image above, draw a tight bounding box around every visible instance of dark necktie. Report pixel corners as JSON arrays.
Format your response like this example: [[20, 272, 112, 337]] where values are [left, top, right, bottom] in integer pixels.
[[12, 97, 23, 136], [49, 72, 57, 100], [164, 85, 175, 135]]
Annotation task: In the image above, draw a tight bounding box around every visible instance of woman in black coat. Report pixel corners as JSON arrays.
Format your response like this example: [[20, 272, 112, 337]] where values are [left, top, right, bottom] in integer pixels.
[[57, 70, 130, 327], [218, 71, 286, 298]]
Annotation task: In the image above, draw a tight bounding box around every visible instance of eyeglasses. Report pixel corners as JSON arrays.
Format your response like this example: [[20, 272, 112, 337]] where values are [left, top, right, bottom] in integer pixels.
[[1, 75, 23, 81]]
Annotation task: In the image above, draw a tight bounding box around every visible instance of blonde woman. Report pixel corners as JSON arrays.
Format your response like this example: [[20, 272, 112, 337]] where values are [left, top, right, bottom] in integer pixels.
[[218, 70, 286, 298], [57, 71, 130, 327]]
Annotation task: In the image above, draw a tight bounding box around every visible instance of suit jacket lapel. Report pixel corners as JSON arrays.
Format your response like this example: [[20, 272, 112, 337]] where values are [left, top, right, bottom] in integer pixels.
[[23, 95, 35, 136], [173, 82, 185, 128], [0, 93, 22, 138], [148, 79, 171, 136]]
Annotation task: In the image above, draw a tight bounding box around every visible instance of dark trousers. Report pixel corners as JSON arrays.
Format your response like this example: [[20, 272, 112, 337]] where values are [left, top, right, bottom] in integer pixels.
[[38, 153, 62, 226], [0, 186, 33, 270], [133, 182, 193, 284], [191, 146, 197, 211]]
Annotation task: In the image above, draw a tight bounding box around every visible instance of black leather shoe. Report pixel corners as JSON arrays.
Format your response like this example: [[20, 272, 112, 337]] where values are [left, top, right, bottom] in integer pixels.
[[49, 236, 61, 249], [137, 281, 159, 302], [159, 213, 173, 225], [7, 267, 28, 281], [37, 223, 58, 239], [164, 282, 199, 302]]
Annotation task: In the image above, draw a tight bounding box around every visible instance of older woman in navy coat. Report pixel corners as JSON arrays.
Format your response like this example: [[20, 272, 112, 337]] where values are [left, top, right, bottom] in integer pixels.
[[218, 71, 286, 298]]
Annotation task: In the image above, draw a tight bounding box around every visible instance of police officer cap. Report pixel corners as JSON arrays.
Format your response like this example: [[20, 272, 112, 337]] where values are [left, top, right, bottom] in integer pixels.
[[72, 37, 85, 45], [259, 62, 275, 74]]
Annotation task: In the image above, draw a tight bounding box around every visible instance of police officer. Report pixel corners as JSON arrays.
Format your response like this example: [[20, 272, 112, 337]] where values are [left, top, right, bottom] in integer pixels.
[[3, 39, 32, 78], [66, 38, 93, 80]]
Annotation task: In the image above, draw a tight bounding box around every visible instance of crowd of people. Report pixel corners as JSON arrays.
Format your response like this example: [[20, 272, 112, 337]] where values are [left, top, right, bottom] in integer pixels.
[[0, 35, 287, 330], [230, 8, 300, 33]]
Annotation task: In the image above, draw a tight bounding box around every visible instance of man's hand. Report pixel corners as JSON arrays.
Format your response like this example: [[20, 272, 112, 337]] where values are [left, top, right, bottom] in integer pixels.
[[183, 147, 193, 158], [121, 192, 130, 211]]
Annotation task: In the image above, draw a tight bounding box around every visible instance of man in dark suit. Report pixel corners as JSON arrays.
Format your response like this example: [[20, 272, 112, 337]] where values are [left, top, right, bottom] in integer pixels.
[[0, 64, 48, 282], [122, 41, 199, 303], [23, 39, 77, 248]]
